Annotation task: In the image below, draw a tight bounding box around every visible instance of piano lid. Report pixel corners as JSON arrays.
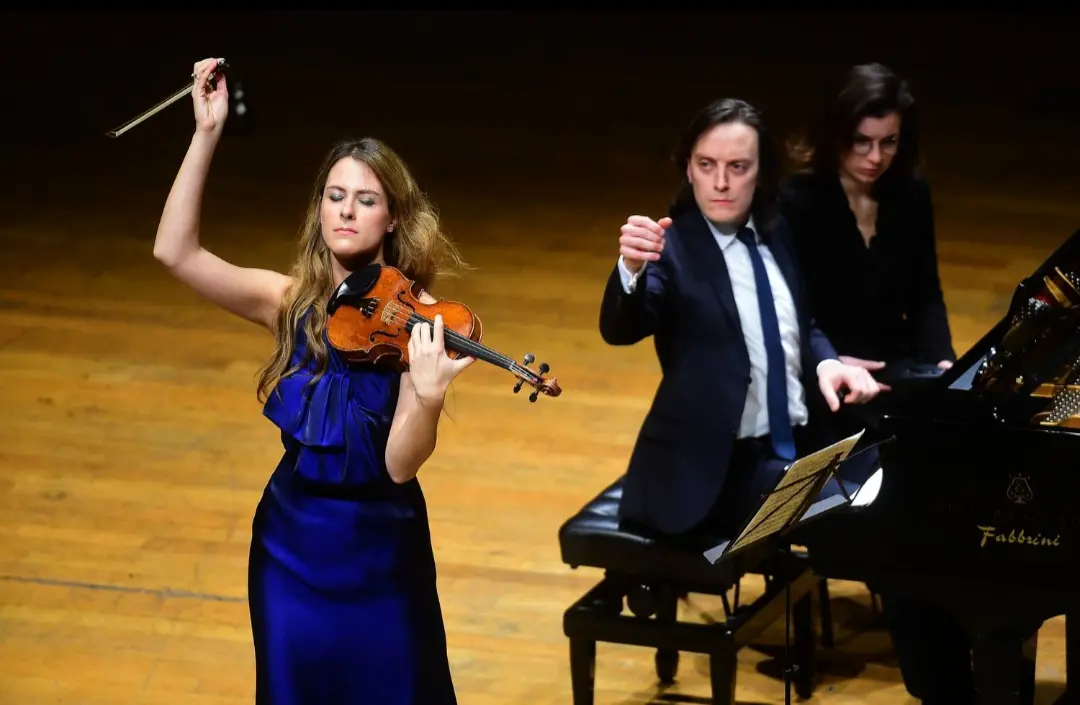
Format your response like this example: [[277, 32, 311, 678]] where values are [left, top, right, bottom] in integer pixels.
[[929, 226, 1080, 430]]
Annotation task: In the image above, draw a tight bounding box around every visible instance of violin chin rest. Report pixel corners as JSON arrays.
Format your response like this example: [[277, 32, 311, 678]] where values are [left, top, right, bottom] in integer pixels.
[[328, 263, 383, 313]]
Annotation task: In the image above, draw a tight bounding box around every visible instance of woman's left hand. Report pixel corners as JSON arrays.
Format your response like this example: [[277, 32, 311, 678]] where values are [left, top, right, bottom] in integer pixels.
[[408, 314, 475, 406]]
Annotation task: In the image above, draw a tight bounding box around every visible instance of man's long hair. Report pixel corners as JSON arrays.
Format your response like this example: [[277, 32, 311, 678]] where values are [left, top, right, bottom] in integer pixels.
[[669, 97, 783, 229]]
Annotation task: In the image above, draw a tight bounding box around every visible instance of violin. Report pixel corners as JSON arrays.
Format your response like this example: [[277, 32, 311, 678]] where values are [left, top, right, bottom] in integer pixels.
[[326, 263, 562, 402]]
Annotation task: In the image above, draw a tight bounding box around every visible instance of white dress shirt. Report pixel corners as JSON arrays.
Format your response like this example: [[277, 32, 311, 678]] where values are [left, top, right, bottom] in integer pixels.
[[617, 214, 819, 439]]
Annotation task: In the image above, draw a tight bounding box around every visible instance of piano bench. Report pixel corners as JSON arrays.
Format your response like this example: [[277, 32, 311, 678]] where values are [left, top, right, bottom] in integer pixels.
[[558, 476, 819, 705]]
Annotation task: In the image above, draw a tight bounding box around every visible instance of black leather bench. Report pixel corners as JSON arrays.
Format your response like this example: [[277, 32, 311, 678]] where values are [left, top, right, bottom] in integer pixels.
[[559, 475, 820, 705]]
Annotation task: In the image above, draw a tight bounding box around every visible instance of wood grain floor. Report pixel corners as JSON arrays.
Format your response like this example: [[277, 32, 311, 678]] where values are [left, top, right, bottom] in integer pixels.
[[3, 174, 1078, 705], [3, 11, 1080, 705]]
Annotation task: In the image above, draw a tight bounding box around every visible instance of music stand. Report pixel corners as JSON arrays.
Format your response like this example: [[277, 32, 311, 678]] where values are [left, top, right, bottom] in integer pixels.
[[701, 430, 867, 705]]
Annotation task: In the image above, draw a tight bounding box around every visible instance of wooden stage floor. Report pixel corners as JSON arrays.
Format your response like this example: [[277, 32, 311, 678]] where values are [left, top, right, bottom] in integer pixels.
[[3, 12, 1080, 705]]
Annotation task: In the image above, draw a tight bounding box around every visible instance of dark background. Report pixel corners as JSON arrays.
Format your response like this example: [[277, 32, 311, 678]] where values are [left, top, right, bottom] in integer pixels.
[[2, 10, 1078, 293]]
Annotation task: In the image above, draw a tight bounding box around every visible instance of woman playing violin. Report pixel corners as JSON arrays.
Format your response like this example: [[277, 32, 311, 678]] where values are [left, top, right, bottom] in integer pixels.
[[153, 57, 472, 704]]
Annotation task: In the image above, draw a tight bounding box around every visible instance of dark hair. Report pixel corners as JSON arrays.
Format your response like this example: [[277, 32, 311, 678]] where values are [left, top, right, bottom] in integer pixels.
[[788, 62, 920, 193], [669, 97, 782, 228]]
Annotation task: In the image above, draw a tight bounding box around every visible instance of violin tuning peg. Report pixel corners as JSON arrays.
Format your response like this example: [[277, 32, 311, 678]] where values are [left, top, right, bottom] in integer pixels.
[[529, 390, 539, 402], [522, 352, 535, 366], [538, 362, 549, 375], [513, 379, 524, 394]]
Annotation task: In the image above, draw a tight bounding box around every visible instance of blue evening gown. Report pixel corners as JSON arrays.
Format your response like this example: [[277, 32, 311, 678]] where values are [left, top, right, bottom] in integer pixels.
[[247, 322, 457, 704]]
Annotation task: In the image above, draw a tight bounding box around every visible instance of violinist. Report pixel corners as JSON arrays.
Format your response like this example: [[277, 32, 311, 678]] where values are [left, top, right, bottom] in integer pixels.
[[153, 58, 469, 704], [598, 97, 882, 541]]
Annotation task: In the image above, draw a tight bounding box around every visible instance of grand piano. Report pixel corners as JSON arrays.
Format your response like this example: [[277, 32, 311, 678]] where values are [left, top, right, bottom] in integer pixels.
[[792, 228, 1080, 705]]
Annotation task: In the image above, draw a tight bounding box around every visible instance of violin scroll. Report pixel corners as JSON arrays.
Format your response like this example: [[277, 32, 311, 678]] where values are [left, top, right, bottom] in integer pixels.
[[513, 353, 561, 402]]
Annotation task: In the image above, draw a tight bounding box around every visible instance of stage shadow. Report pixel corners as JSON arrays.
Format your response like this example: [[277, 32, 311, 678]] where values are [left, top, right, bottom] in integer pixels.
[[758, 593, 899, 680], [1034, 681, 1067, 705], [682, 590, 900, 692], [635, 694, 769, 705]]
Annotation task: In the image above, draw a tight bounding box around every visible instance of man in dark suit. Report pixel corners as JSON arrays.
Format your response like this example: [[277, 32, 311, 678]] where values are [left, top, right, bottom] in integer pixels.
[[599, 97, 881, 538]]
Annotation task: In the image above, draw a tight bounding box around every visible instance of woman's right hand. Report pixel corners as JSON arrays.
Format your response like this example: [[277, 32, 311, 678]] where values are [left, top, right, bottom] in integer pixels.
[[191, 58, 229, 133]]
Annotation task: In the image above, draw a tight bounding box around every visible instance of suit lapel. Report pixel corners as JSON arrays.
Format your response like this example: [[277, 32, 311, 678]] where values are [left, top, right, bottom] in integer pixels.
[[676, 210, 743, 337]]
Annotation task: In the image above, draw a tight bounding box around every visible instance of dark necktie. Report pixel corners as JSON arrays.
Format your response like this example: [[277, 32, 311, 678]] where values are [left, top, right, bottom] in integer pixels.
[[736, 227, 796, 461]]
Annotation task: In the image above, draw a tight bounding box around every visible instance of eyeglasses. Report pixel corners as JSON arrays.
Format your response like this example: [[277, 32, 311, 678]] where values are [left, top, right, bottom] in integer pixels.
[[850, 135, 899, 156]]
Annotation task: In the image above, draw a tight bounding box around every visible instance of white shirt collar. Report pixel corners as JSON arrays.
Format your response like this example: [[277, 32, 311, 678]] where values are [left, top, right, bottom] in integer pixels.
[[702, 214, 758, 251]]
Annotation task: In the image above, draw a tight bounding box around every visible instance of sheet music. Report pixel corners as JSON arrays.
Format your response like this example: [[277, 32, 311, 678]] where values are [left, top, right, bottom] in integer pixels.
[[724, 430, 865, 555]]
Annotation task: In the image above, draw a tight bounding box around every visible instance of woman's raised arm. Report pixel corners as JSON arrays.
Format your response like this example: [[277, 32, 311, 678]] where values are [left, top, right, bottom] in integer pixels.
[[153, 58, 291, 331]]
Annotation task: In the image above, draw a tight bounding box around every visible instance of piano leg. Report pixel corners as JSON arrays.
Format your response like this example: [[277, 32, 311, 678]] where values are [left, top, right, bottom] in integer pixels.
[[972, 628, 1037, 705], [793, 592, 815, 699], [1066, 613, 1078, 704]]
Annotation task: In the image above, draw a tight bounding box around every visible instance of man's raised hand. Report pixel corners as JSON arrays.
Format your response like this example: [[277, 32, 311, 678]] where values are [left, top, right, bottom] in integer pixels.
[[620, 215, 671, 274]]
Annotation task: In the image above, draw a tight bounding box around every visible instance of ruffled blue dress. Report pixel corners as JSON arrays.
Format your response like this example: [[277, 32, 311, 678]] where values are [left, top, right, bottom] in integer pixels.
[[247, 324, 457, 704]]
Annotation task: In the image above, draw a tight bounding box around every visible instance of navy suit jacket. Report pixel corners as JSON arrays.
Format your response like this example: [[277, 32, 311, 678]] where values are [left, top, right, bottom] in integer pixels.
[[598, 204, 839, 535]]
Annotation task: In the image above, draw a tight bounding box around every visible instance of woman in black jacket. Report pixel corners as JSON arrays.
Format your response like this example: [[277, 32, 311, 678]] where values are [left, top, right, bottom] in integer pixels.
[[779, 63, 970, 705], [781, 63, 955, 380]]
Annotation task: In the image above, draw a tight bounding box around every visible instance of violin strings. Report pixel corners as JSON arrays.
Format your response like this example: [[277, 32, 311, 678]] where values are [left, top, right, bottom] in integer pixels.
[[353, 302, 540, 383], [383, 304, 508, 363], [377, 301, 503, 359]]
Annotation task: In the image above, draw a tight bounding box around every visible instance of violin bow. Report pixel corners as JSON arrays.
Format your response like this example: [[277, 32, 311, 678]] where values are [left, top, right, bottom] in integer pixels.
[[106, 59, 229, 138]]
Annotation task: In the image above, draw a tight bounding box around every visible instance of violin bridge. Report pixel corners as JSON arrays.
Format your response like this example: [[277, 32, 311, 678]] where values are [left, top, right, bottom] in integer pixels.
[[381, 301, 399, 326]]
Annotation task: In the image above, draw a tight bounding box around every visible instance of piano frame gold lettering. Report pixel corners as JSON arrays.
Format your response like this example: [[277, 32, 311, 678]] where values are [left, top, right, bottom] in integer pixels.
[[977, 525, 1061, 549]]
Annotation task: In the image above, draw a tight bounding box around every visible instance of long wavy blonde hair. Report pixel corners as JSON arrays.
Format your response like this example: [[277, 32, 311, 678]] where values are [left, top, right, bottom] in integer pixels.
[[256, 137, 467, 402]]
